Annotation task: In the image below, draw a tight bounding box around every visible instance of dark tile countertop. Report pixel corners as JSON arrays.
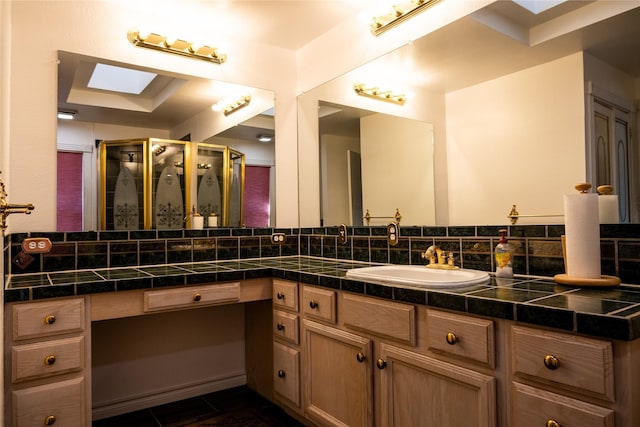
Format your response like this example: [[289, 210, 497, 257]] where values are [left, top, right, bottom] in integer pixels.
[[5, 256, 640, 341]]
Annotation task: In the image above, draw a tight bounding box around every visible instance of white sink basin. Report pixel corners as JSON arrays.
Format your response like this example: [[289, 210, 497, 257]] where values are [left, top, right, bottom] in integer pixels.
[[345, 265, 490, 288]]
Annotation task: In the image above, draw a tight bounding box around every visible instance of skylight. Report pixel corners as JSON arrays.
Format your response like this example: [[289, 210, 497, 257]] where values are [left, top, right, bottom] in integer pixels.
[[513, 0, 567, 14], [88, 63, 157, 95]]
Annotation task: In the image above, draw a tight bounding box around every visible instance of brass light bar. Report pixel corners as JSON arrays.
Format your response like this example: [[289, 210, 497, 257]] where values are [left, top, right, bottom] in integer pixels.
[[371, 0, 442, 36], [354, 83, 406, 105], [127, 30, 227, 64], [223, 95, 251, 116]]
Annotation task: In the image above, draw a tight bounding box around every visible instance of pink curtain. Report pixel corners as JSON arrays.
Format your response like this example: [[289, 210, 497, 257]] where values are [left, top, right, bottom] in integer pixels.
[[243, 165, 270, 227], [57, 151, 83, 231]]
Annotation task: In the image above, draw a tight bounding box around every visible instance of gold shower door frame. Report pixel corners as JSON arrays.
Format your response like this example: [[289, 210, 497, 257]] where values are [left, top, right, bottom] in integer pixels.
[[196, 143, 245, 227], [99, 138, 192, 230]]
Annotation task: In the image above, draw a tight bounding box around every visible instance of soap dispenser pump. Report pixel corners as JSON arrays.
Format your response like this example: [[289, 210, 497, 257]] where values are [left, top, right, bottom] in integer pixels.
[[495, 229, 513, 278]]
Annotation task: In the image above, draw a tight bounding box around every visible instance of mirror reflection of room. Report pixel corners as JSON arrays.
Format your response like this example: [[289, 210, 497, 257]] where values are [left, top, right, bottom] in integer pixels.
[[56, 52, 275, 231]]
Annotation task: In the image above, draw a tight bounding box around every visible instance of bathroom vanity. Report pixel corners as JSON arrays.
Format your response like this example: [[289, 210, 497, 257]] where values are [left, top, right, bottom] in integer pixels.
[[4, 256, 640, 427]]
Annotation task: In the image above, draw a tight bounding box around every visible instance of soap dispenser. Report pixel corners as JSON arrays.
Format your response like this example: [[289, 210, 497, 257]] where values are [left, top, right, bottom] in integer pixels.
[[495, 229, 513, 278]]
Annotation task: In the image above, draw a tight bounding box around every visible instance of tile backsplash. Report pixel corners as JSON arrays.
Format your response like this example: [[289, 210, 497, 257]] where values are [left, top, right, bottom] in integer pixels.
[[5, 224, 640, 285]]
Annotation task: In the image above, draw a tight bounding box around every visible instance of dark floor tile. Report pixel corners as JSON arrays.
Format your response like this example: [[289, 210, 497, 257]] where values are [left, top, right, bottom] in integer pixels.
[[94, 386, 303, 427], [151, 396, 216, 426], [92, 409, 159, 427], [202, 386, 271, 412]]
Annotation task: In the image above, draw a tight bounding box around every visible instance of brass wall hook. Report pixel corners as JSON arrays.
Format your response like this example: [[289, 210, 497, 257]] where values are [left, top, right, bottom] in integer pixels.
[[0, 172, 35, 229]]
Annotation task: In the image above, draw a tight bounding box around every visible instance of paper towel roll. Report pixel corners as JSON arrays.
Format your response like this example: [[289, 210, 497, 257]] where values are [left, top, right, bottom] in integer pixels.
[[564, 192, 601, 279], [598, 195, 619, 224]]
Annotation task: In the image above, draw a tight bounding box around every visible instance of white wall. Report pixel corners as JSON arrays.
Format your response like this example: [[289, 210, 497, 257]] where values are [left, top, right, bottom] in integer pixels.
[[445, 52, 586, 225]]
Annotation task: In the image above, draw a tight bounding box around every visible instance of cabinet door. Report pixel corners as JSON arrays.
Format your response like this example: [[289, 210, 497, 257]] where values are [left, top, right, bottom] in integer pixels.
[[378, 342, 496, 427], [512, 382, 614, 427], [304, 320, 373, 427]]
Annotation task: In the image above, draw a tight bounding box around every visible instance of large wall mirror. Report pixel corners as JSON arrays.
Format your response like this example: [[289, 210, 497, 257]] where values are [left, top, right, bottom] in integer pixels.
[[298, 2, 640, 227], [318, 101, 435, 226], [57, 51, 275, 232]]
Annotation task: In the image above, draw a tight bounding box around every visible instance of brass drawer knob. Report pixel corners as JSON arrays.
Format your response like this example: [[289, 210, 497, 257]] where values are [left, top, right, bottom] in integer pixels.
[[276, 292, 285, 300], [44, 315, 56, 325], [309, 300, 318, 309], [44, 355, 56, 366], [356, 352, 366, 363], [546, 420, 561, 427], [446, 332, 458, 345], [44, 415, 56, 425], [544, 354, 559, 370], [193, 293, 202, 302], [376, 358, 387, 370], [276, 323, 285, 331], [277, 369, 286, 378]]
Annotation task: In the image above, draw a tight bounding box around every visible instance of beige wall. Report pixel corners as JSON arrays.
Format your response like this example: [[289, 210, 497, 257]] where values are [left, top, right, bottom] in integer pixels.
[[360, 114, 435, 226], [320, 133, 360, 225], [445, 52, 587, 225]]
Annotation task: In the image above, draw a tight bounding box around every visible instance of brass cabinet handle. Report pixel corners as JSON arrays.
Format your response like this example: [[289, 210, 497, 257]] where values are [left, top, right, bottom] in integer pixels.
[[44, 315, 56, 325], [193, 293, 202, 302], [376, 358, 387, 370], [309, 300, 318, 309], [276, 323, 285, 331], [446, 332, 458, 345], [276, 292, 285, 300], [44, 415, 56, 425], [44, 355, 56, 366], [546, 420, 561, 427], [356, 352, 366, 363], [544, 354, 559, 370], [277, 369, 286, 378]]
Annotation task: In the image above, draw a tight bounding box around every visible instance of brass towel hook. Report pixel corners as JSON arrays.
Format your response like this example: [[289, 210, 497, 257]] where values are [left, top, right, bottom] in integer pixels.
[[0, 172, 35, 229]]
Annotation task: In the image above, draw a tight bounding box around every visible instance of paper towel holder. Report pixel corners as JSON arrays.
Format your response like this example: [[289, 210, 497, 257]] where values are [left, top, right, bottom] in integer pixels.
[[553, 183, 621, 287]]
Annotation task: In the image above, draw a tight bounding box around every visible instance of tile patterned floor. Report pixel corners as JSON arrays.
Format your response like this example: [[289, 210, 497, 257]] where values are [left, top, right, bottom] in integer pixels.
[[93, 386, 305, 427]]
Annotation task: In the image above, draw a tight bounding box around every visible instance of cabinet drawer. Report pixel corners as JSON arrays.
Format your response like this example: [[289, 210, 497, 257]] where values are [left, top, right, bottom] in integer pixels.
[[12, 336, 84, 383], [302, 287, 336, 324], [512, 382, 614, 427], [427, 310, 495, 367], [273, 280, 298, 312], [144, 283, 240, 312], [342, 293, 415, 345], [273, 310, 299, 345], [13, 377, 85, 427], [273, 341, 300, 407], [512, 326, 614, 400], [12, 298, 85, 341]]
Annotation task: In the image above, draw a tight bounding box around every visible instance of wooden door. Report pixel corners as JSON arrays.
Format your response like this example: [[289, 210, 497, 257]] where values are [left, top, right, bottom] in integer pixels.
[[304, 320, 373, 427], [377, 342, 497, 427]]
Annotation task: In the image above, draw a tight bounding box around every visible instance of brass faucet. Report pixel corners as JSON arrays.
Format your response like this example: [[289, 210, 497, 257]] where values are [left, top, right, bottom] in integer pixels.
[[0, 172, 35, 229], [421, 245, 459, 270]]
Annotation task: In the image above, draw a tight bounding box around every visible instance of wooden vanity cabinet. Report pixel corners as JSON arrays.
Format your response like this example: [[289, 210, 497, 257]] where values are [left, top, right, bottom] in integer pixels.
[[300, 286, 497, 427], [271, 280, 303, 414], [4, 297, 91, 427], [509, 325, 619, 427]]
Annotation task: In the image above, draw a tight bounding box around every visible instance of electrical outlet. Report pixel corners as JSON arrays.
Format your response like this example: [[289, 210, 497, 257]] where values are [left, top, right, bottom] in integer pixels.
[[387, 223, 399, 246], [22, 238, 52, 254], [271, 233, 286, 244]]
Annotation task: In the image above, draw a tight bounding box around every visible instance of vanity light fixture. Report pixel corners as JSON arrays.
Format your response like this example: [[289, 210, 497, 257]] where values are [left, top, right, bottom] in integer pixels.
[[371, 0, 442, 36], [353, 83, 406, 105], [127, 29, 227, 64], [57, 110, 77, 120], [211, 95, 252, 116]]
